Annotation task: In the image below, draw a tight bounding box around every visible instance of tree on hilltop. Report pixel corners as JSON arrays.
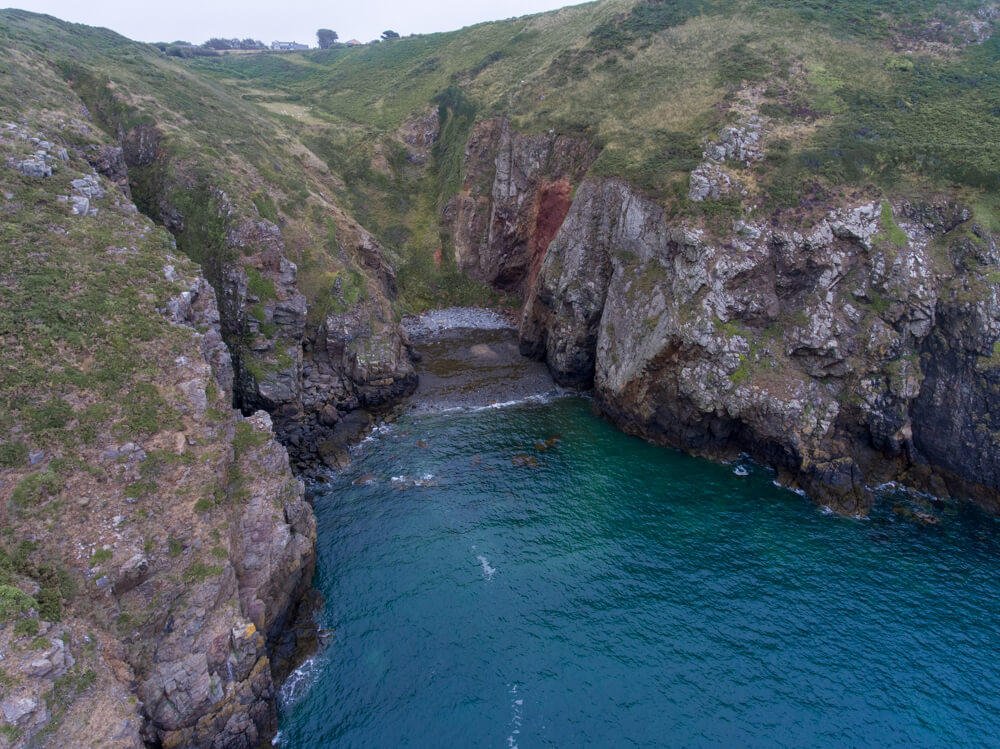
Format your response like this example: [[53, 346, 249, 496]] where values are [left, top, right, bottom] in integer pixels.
[[317, 29, 339, 49], [381, 30, 400, 40]]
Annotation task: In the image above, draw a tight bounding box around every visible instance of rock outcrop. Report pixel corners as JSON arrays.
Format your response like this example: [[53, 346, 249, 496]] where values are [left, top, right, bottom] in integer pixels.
[[444, 117, 598, 296], [102, 118, 417, 476]]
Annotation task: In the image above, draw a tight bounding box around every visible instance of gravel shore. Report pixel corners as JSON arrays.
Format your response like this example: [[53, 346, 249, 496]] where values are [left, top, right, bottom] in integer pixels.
[[401, 307, 515, 339]]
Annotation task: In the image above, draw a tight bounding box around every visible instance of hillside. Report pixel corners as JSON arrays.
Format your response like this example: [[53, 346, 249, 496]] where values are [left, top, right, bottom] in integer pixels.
[[1, 0, 1000, 745], [190, 0, 1000, 260]]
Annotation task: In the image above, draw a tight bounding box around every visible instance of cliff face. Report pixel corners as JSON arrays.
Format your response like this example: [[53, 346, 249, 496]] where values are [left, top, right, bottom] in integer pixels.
[[0, 86, 314, 749], [437, 107, 1000, 515], [108, 124, 417, 476], [515, 177, 1000, 514], [444, 117, 598, 298]]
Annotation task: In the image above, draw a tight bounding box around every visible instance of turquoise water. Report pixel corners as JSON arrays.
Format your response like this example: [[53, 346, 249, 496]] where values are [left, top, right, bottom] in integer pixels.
[[278, 397, 1000, 748]]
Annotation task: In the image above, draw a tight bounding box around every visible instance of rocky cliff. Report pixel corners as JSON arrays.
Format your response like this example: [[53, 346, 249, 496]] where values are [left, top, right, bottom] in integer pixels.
[[442, 110, 1000, 516], [517, 177, 1000, 515], [0, 73, 315, 749], [91, 114, 417, 478]]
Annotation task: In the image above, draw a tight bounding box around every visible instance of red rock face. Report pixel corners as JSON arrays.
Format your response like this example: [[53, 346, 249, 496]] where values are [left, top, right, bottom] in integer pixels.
[[527, 179, 573, 298]]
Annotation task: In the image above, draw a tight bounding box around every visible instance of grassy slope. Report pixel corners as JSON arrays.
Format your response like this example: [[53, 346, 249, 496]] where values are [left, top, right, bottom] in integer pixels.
[[0, 8, 491, 324], [188, 0, 1000, 240], [2, 1, 998, 307]]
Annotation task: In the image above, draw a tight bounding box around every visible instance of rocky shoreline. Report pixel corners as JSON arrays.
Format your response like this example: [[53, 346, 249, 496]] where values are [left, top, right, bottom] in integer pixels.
[[282, 308, 548, 483]]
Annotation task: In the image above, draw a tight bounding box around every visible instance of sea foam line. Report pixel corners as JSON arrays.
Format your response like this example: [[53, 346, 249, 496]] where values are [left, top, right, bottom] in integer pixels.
[[477, 554, 497, 581], [424, 391, 572, 415], [507, 683, 523, 749]]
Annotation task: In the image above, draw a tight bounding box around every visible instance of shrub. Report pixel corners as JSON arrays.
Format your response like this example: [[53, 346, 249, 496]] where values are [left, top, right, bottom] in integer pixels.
[[0, 585, 36, 622], [13, 617, 39, 638], [11, 471, 60, 508], [0, 441, 28, 468], [26, 398, 74, 435], [182, 561, 223, 583], [246, 267, 277, 301], [233, 421, 268, 458]]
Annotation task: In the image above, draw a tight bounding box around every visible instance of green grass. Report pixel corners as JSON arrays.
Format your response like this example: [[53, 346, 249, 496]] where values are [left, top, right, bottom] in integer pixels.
[[232, 421, 269, 457], [171, 0, 1000, 271], [0, 440, 28, 467], [182, 561, 223, 583], [0, 584, 37, 623], [878, 201, 909, 248], [11, 471, 61, 508], [13, 616, 39, 638], [4, 0, 990, 318], [89, 548, 113, 567], [246, 267, 277, 301]]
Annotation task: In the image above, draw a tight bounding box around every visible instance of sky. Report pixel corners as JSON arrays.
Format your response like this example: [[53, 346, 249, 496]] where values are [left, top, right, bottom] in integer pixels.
[[5, 0, 579, 45]]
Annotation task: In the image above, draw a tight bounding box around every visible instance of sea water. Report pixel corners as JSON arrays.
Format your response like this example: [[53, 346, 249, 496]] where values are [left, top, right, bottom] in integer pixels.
[[277, 396, 1000, 748]]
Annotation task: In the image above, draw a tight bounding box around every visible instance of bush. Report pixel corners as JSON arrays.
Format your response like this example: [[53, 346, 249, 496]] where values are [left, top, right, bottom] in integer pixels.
[[0, 585, 37, 623], [13, 617, 39, 638], [233, 421, 268, 458], [182, 561, 223, 583], [89, 548, 113, 567], [11, 471, 60, 508], [26, 398, 74, 435], [246, 267, 277, 301]]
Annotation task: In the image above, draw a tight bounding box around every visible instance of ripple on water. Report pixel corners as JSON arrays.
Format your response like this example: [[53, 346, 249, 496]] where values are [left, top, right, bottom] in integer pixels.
[[280, 397, 1000, 749]]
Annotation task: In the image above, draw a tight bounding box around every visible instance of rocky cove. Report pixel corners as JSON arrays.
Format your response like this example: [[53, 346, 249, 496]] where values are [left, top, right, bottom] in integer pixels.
[[2, 4, 1000, 746]]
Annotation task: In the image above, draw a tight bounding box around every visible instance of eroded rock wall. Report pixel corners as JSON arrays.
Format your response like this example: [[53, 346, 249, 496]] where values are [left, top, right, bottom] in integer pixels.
[[516, 175, 1000, 514], [0, 110, 316, 748], [105, 120, 417, 475], [444, 117, 597, 297]]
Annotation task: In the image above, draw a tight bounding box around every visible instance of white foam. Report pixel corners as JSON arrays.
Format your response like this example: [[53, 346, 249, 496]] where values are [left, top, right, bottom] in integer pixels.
[[507, 683, 523, 748], [772, 479, 807, 497], [419, 391, 571, 415], [354, 422, 394, 449], [733, 466, 749, 477], [277, 654, 323, 710], [477, 555, 496, 581]]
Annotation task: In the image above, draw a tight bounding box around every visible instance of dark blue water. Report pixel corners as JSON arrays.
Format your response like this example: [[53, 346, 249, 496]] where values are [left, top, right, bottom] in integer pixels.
[[278, 397, 1000, 748]]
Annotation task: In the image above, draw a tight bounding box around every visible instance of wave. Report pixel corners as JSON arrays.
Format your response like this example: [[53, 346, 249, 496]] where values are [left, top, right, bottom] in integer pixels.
[[415, 390, 575, 415], [277, 653, 325, 712], [507, 683, 523, 749], [354, 421, 395, 449]]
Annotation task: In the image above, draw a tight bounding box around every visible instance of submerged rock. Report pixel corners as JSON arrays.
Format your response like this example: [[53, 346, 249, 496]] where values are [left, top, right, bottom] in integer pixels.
[[512, 453, 539, 468]]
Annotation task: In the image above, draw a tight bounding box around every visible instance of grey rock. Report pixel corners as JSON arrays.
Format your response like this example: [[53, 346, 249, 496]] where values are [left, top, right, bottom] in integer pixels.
[[70, 195, 90, 216], [1, 697, 38, 726], [15, 157, 51, 177]]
